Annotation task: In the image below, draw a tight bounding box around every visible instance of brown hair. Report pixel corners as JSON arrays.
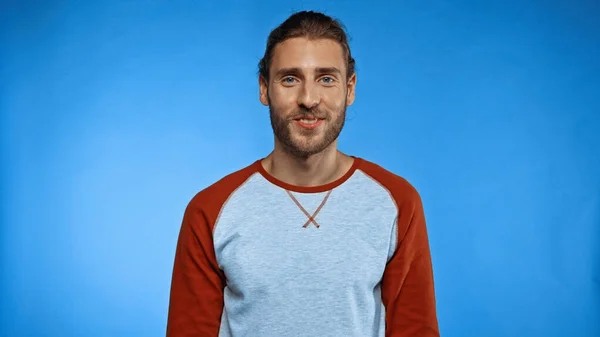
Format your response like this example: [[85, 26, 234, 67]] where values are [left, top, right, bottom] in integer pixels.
[[258, 10, 356, 82]]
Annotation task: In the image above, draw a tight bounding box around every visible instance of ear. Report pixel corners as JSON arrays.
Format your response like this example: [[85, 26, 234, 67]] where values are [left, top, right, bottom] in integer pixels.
[[345, 72, 356, 106], [259, 76, 269, 106]]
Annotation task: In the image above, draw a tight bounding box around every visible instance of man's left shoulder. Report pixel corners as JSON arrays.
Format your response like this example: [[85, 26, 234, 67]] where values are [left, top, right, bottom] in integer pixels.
[[355, 157, 422, 205]]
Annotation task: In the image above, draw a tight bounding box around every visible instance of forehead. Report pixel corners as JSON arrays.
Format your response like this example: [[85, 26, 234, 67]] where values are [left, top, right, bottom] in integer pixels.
[[270, 37, 346, 74]]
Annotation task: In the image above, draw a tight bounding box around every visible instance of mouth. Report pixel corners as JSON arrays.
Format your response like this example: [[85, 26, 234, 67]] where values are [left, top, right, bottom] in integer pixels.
[[294, 117, 324, 130]]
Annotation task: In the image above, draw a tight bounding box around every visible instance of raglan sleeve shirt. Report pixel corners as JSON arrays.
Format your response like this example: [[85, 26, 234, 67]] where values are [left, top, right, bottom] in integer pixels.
[[166, 161, 439, 336]]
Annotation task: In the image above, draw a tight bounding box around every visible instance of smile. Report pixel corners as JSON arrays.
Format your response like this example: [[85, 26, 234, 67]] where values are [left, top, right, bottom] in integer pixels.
[[294, 118, 324, 130]]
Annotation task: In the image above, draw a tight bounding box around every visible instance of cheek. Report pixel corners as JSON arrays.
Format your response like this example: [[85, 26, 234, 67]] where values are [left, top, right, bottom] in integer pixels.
[[321, 97, 345, 114], [322, 89, 346, 104], [271, 85, 295, 98], [270, 91, 298, 111]]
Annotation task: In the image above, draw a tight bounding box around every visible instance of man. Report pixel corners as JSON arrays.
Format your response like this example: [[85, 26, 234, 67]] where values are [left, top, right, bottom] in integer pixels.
[[166, 10, 439, 337]]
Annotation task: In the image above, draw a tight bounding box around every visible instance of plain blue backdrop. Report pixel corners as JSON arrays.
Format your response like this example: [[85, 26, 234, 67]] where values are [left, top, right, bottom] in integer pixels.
[[1, 0, 599, 336]]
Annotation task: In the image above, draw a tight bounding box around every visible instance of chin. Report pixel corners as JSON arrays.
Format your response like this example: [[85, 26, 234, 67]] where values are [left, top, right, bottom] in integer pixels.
[[288, 140, 330, 157]]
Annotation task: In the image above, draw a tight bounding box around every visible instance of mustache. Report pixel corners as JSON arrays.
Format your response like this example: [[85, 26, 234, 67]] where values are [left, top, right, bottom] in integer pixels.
[[289, 108, 328, 120]]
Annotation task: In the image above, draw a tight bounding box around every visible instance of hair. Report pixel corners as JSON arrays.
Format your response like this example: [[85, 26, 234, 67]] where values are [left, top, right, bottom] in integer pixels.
[[258, 10, 355, 82]]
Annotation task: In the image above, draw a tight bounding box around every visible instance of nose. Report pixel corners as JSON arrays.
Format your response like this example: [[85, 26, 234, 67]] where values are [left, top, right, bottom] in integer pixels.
[[297, 81, 320, 109]]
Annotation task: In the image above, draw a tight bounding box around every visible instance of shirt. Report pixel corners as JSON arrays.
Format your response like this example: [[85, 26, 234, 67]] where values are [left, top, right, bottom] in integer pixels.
[[166, 157, 439, 336]]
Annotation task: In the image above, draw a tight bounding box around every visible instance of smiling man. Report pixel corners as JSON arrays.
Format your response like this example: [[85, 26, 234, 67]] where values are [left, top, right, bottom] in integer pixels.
[[166, 10, 440, 337]]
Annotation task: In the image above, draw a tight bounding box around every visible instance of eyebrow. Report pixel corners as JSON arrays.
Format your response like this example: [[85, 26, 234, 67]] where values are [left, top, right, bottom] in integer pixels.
[[274, 67, 343, 78]]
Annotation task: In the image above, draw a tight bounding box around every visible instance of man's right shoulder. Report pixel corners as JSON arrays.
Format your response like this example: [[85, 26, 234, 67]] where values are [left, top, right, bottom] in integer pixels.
[[185, 159, 261, 213]]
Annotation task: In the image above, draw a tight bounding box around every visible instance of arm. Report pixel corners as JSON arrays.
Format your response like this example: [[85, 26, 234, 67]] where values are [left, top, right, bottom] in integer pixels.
[[166, 203, 225, 336], [382, 195, 439, 336]]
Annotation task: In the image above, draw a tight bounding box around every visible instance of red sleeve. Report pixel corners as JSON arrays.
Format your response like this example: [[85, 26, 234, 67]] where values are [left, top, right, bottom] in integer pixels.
[[382, 190, 440, 336], [166, 164, 257, 336], [166, 199, 226, 337]]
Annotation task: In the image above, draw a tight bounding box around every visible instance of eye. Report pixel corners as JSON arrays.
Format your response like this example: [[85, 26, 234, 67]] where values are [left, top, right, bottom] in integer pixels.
[[282, 77, 297, 84], [320, 76, 335, 84]]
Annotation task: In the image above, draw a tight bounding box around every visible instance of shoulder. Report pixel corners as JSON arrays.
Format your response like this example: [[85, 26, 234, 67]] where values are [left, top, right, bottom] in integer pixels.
[[355, 157, 423, 208], [186, 160, 261, 217]]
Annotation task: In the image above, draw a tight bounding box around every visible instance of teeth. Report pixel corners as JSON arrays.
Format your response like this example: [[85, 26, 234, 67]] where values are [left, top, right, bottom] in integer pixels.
[[300, 119, 318, 124]]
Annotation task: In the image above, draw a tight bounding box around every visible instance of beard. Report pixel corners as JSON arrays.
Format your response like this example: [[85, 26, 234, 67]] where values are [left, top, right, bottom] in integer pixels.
[[269, 100, 347, 158]]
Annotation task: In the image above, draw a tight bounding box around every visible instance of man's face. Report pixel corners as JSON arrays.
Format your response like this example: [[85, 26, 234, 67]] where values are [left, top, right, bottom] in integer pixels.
[[260, 37, 356, 158]]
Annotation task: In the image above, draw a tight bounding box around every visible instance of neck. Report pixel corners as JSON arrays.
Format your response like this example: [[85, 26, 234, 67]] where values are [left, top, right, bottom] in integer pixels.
[[261, 141, 354, 187]]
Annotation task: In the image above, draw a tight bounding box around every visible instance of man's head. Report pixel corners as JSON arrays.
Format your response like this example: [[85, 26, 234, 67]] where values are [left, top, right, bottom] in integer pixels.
[[258, 11, 357, 158]]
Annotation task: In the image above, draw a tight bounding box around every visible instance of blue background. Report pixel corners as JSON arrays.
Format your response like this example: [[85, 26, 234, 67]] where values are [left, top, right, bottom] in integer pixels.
[[1, 0, 599, 336]]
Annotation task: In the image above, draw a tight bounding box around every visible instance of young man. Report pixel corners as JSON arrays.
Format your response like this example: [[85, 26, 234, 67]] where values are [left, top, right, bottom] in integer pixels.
[[166, 10, 440, 337]]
